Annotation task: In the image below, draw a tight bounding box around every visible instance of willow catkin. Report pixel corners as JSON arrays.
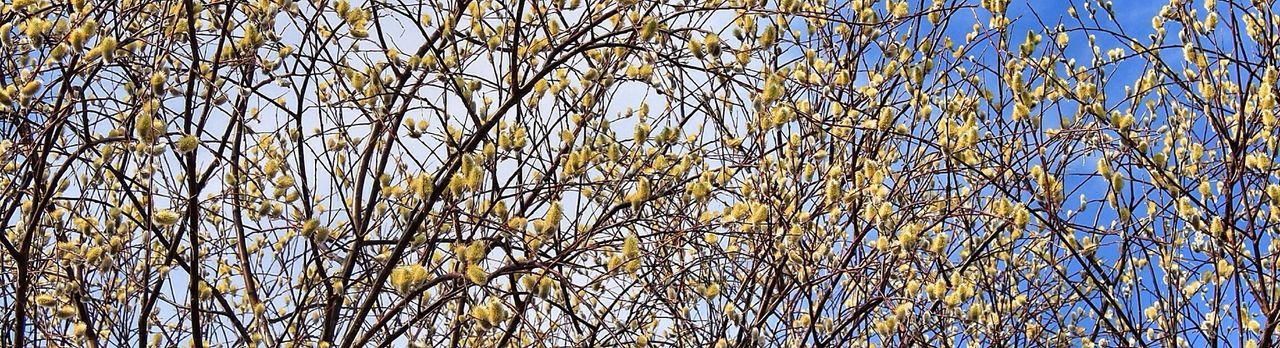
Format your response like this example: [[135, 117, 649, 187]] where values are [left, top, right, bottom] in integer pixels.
[[153, 209, 180, 226]]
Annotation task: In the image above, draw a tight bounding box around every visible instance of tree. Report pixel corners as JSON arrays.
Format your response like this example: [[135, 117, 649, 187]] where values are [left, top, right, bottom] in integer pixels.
[[1, 0, 1277, 347]]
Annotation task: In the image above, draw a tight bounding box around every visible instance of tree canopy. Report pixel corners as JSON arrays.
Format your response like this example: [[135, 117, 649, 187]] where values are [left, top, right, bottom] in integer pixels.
[[1, 0, 1278, 347]]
